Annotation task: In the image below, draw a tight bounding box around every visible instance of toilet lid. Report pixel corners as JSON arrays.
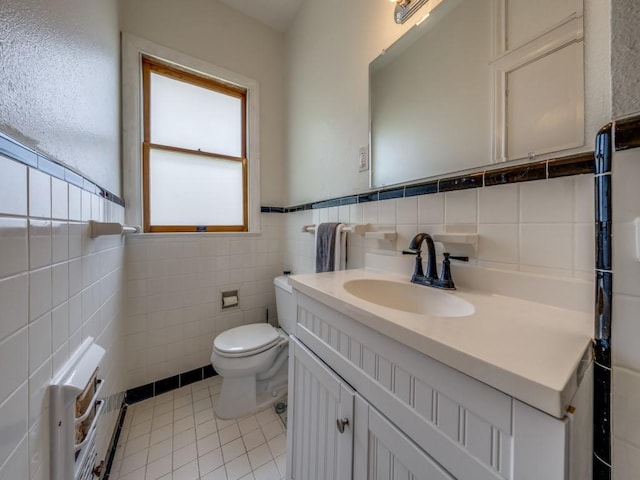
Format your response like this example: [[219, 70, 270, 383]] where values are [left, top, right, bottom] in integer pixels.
[[214, 324, 281, 356]]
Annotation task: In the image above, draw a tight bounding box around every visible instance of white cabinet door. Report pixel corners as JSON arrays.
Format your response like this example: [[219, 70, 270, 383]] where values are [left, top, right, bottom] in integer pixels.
[[353, 394, 456, 480], [287, 337, 355, 480]]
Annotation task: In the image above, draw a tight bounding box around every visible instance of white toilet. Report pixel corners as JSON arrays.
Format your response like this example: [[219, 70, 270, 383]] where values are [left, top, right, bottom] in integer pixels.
[[210, 275, 295, 419]]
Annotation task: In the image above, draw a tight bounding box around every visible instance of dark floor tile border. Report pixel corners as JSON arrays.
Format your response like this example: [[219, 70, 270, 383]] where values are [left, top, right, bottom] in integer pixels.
[[125, 365, 218, 405], [0, 131, 125, 207], [261, 151, 595, 214]]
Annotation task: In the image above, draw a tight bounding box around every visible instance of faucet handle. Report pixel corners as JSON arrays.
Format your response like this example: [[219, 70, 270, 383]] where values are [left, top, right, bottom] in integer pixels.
[[402, 249, 421, 256], [446, 254, 469, 262]]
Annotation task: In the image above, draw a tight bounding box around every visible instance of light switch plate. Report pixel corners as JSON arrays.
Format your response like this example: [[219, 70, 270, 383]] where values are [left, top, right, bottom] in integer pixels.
[[359, 145, 369, 172]]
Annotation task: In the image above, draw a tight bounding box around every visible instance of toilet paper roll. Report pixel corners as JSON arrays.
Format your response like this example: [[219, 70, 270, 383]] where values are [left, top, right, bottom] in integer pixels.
[[223, 295, 238, 307]]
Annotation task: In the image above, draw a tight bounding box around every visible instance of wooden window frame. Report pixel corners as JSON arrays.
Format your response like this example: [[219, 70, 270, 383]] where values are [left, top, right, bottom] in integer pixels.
[[141, 55, 249, 233]]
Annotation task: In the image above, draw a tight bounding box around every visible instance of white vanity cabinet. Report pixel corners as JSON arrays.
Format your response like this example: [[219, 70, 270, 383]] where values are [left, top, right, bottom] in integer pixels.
[[286, 291, 592, 480]]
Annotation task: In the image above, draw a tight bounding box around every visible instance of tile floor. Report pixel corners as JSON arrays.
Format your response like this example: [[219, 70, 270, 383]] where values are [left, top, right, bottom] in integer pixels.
[[108, 376, 287, 480]]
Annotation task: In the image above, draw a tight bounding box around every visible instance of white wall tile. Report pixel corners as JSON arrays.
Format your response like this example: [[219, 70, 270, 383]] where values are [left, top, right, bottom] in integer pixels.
[[29, 313, 52, 375], [0, 156, 28, 216], [613, 293, 640, 373], [0, 383, 28, 469], [51, 302, 69, 352], [51, 221, 69, 263], [396, 197, 417, 225], [29, 267, 52, 321], [362, 201, 378, 225], [520, 177, 574, 223], [0, 274, 28, 341], [68, 293, 82, 336], [28, 168, 51, 219], [573, 223, 595, 275], [28, 358, 51, 426], [445, 189, 477, 224], [68, 185, 82, 221], [81, 190, 91, 222], [519, 224, 573, 271], [51, 177, 68, 220], [613, 148, 640, 223], [612, 221, 640, 297], [0, 217, 28, 279], [478, 184, 519, 224], [51, 262, 69, 308], [0, 328, 28, 405], [477, 224, 519, 264], [418, 193, 444, 224], [349, 204, 364, 224], [29, 220, 52, 270], [613, 366, 640, 448], [613, 437, 640, 480], [573, 174, 594, 223], [68, 222, 83, 259]]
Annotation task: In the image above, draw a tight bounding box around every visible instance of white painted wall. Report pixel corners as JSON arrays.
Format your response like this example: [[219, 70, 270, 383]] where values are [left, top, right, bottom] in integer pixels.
[[285, 0, 610, 205], [0, 0, 121, 195], [612, 0, 640, 119], [119, 0, 287, 207]]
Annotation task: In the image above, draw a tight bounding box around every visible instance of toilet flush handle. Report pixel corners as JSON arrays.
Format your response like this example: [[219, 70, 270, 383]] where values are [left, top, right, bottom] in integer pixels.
[[336, 417, 349, 433]]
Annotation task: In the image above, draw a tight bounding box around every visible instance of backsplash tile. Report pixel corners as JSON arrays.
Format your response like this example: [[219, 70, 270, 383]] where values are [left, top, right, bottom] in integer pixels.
[[520, 177, 574, 223], [477, 184, 519, 224]]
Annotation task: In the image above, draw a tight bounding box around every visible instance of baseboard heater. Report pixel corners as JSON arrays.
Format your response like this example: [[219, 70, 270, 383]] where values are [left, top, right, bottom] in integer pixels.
[[50, 337, 106, 480]]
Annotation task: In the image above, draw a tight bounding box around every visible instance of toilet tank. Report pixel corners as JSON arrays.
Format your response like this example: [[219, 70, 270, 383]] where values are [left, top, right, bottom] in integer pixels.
[[274, 275, 296, 334]]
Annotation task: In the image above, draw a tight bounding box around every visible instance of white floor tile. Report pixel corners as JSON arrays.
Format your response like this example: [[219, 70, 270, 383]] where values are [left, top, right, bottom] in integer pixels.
[[196, 418, 218, 439], [148, 438, 172, 464], [222, 437, 246, 463], [197, 432, 222, 456], [173, 427, 196, 451], [252, 461, 280, 480], [145, 455, 171, 480], [219, 424, 242, 445], [247, 444, 272, 470], [201, 465, 228, 480], [172, 459, 199, 480], [173, 442, 198, 469], [242, 429, 266, 451], [198, 447, 224, 476], [225, 454, 252, 480], [112, 379, 287, 480]]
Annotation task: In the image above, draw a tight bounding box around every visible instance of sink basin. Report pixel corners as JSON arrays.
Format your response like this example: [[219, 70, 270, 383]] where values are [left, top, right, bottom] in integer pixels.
[[343, 279, 475, 317]]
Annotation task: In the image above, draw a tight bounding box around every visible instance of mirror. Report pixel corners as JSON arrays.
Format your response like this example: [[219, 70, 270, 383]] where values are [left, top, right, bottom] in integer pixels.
[[370, 0, 585, 188]]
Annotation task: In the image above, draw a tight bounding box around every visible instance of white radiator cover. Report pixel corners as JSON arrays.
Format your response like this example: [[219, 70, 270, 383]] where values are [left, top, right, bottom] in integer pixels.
[[50, 337, 106, 480]]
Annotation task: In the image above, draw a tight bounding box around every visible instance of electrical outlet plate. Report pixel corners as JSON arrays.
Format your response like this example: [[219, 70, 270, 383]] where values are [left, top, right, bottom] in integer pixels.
[[359, 145, 369, 172]]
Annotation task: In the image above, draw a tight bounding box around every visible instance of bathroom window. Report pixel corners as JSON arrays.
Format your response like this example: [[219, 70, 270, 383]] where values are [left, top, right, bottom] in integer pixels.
[[141, 55, 248, 232]]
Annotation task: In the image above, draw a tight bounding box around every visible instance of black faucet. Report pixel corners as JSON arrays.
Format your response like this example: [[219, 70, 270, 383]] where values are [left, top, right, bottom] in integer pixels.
[[403, 233, 468, 290]]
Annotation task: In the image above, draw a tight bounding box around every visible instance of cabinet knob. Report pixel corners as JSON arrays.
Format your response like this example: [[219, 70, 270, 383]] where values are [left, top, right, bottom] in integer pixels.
[[336, 417, 349, 433]]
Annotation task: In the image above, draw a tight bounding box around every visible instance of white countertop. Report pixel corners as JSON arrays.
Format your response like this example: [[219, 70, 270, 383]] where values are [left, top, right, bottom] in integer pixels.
[[288, 268, 593, 418]]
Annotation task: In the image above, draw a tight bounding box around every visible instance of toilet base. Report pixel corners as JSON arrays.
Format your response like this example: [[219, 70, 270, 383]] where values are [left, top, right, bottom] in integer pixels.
[[214, 365, 288, 419]]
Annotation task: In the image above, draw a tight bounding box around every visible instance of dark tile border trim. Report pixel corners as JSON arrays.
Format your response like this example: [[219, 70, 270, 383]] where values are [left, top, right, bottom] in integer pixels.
[[125, 365, 217, 405], [0, 131, 125, 207], [615, 115, 640, 151], [261, 151, 595, 214], [593, 122, 613, 480]]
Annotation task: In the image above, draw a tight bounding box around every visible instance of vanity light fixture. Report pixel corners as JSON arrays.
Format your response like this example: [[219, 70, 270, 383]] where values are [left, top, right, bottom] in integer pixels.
[[391, 0, 429, 24]]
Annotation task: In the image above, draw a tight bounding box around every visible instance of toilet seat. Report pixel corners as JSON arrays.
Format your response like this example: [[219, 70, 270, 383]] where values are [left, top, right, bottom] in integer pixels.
[[214, 324, 283, 358]]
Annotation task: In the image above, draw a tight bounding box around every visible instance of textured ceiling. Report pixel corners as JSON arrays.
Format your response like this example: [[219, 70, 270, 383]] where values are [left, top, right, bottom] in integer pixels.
[[217, 0, 304, 31]]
